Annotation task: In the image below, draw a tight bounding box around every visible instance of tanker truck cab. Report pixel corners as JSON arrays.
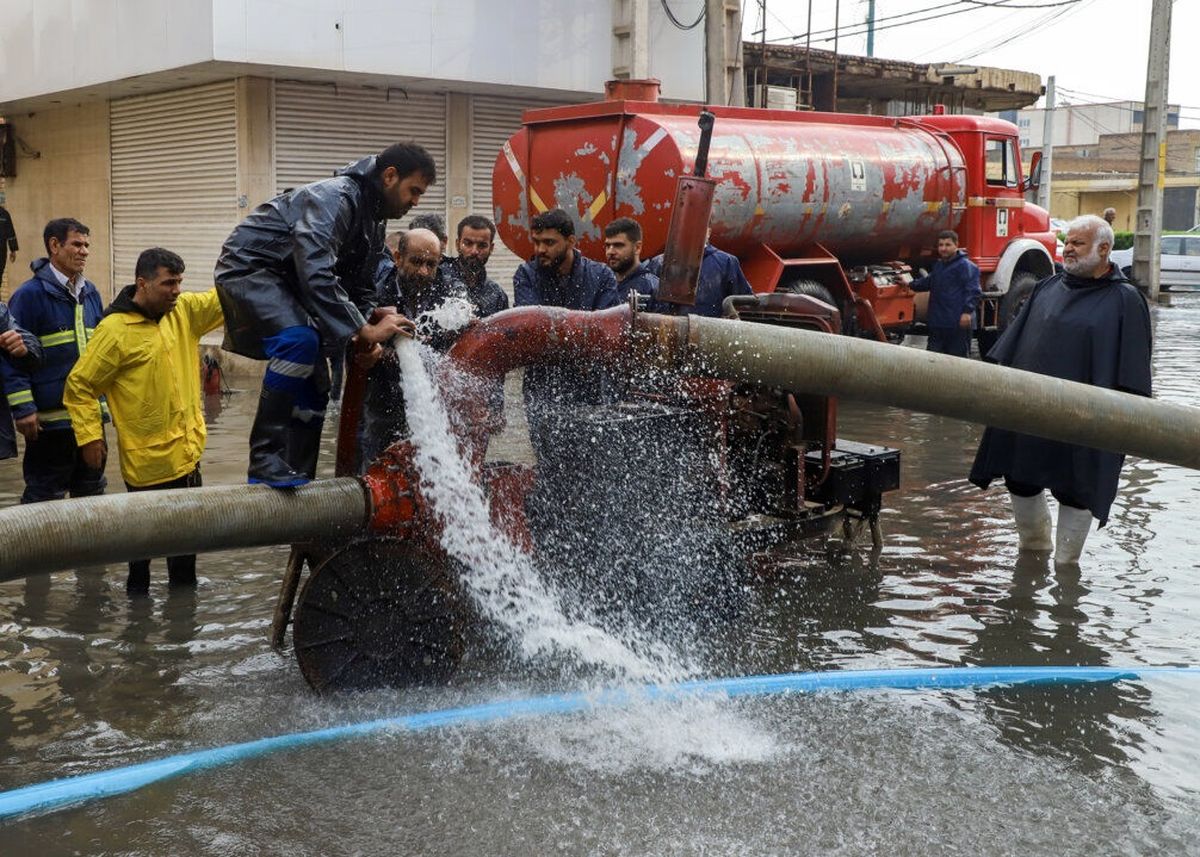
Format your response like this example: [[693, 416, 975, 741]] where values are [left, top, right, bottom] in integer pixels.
[[918, 115, 1056, 351]]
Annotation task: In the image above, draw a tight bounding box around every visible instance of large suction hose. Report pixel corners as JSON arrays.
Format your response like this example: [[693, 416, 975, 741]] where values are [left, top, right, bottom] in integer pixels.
[[642, 311, 1200, 470], [0, 479, 368, 581], [1, 665, 1196, 821], [3, 305, 1199, 578]]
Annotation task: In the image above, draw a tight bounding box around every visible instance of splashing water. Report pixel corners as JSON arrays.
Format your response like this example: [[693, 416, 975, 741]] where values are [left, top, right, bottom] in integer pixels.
[[395, 338, 694, 685], [414, 297, 475, 339]]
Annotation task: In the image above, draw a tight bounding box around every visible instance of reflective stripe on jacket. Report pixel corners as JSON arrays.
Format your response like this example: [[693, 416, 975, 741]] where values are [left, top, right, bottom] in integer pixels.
[[64, 288, 224, 487], [0, 258, 108, 430]]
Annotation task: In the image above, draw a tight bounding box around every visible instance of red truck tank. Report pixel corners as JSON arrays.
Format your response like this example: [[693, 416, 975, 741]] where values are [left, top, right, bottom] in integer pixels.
[[493, 80, 1057, 344]]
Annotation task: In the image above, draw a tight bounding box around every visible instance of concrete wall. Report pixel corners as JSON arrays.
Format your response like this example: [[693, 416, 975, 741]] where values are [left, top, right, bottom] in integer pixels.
[[0, 1, 215, 104], [0, 102, 112, 300], [1, 1, 706, 106]]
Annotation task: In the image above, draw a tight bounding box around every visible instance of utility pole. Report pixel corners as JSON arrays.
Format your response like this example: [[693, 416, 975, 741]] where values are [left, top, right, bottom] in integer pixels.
[[706, 0, 745, 106], [1037, 75, 1055, 211], [612, 0, 650, 80], [1133, 0, 1171, 302], [866, 0, 876, 58]]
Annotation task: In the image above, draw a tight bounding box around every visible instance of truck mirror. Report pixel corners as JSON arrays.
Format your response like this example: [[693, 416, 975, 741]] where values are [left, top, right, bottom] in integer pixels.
[[1024, 150, 1043, 192]]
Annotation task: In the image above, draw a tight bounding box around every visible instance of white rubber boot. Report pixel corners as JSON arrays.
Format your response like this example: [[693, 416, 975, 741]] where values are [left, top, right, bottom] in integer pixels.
[[1055, 505, 1094, 566], [1009, 492, 1053, 552]]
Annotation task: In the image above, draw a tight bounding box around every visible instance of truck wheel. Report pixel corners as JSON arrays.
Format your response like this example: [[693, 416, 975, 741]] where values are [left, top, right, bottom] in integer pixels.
[[778, 278, 836, 307], [979, 270, 1038, 356], [292, 538, 466, 692]]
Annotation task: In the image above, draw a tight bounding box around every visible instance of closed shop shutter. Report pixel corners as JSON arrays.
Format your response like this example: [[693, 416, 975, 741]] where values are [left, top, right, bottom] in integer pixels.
[[275, 81, 447, 235], [469, 94, 575, 296], [110, 81, 238, 292]]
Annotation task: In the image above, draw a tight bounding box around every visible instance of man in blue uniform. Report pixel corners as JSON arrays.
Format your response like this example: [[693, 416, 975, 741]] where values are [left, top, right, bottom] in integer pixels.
[[970, 214, 1152, 566], [215, 143, 431, 487], [1, 218, 109, 503], [603, 217, 658, 300], [514, 208, 620, 465], [646, 233, 752, 317], [911, 230, 981, 357]]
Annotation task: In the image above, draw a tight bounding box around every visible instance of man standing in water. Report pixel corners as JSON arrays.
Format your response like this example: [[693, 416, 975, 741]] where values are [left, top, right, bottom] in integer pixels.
[[514, 208, 620, 465], [969, 214, 1152, 565], [215, 143, 431, 487], [361, 228, 462, 465], [910, 230, 981, 358]]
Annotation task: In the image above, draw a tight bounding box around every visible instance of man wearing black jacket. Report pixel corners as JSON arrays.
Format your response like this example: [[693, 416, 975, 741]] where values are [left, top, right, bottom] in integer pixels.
[[970, 214, 1152, 566], [215, 143, 434, 487]]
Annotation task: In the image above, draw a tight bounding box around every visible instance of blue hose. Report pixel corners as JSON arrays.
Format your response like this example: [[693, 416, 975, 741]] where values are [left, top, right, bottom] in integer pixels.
[[2, 665, 1196, 821]]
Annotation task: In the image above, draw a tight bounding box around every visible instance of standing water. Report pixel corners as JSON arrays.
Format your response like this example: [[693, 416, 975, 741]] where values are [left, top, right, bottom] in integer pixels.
[[3, 297, 1200, 853]]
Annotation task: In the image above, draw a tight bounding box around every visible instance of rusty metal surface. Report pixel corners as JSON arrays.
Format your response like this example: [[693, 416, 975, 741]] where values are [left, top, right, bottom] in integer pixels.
[[494, 104, 966, 265]]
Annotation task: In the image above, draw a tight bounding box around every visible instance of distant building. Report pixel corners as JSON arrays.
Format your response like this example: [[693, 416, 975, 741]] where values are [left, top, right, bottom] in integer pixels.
[[998, 101, 1181, 150], [1045, 129, 1200, 231]]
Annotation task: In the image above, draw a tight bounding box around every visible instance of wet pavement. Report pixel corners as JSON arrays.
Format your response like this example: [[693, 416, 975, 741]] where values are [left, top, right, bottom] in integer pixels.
[[2, 294, 1200, 855]]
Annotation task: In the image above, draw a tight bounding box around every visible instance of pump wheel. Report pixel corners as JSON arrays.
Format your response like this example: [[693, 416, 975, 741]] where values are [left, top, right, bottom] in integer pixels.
[[292, 538, 466, 692]]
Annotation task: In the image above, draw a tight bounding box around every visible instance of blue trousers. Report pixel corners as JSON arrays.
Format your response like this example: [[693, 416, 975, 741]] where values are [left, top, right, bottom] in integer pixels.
[[926, 326, 972, 358]]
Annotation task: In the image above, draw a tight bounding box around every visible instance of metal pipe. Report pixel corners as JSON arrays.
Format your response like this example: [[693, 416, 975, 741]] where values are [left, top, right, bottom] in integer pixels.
[[674, 314, 1200, 470], [0, 479, 369, 581]]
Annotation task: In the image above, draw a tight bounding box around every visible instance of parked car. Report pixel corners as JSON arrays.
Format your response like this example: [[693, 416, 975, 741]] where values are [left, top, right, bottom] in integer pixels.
[[1110, 234, 1200, 289]]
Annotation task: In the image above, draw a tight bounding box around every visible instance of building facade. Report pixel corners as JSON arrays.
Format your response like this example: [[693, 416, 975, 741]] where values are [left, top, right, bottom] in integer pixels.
[[0, 0, 707, 299]]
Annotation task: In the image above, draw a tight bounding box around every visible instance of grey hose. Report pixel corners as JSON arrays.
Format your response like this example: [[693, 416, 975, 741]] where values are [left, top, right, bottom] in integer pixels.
[[684, 315, 1200, 470], [0, 479, 368, 581]]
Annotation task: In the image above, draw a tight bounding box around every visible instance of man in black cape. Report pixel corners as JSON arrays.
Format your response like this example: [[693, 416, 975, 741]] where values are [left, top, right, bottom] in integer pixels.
[[969, 214, 1152, 565]]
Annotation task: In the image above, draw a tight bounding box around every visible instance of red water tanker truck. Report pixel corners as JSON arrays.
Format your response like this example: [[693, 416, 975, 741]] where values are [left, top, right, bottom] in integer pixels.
[[493, 79, 1056, 347]]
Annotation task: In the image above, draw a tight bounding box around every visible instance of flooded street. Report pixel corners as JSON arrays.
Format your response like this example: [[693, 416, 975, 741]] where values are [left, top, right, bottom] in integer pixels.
[[3, 295, 1200, 855]]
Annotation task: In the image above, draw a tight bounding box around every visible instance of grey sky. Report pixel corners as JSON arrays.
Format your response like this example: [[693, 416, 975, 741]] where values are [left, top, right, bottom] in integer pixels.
[[735, 0, 1198, 126]]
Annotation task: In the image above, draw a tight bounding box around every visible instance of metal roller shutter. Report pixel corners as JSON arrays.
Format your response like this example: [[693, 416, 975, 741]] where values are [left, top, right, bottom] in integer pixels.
[[469, 94, 575, 295], [110, 81, 238, 293], [275, 81, 447, 234]]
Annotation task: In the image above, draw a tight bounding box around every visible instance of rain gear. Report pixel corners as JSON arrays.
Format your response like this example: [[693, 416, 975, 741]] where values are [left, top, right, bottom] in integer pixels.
[[1, 258, 107, 431], [214, 156, 392, 359], [0, 301, 41, 459], [969, 265, 1152, 525], [64, 286, 225, 487]]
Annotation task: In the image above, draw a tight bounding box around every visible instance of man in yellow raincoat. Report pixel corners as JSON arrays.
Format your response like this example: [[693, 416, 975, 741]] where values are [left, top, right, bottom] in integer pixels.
[[64, 247, 224, 594]]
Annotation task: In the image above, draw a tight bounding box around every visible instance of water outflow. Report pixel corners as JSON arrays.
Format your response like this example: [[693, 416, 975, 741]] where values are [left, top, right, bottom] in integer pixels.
[[395, 338, 693, 684]]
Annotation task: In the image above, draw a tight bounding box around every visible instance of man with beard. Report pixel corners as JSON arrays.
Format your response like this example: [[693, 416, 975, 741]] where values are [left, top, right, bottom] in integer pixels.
[[215, 143, 430, 487], [360, 228, 456, 466], [442, 215, 509, 318], [513, 208, 620, 465], [64, 248, 224, 593], [969, 214, 1152, 566], [603, 217, 658, 300]]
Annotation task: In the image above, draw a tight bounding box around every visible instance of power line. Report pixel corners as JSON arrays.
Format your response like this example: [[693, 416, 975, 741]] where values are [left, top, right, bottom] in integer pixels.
[[952, 0, 1090, 62], [772, 0, 964, 42], [661, 0, 705, 30]]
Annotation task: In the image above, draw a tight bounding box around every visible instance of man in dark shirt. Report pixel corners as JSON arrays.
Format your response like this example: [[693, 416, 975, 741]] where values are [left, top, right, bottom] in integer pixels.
[[645, 232, 752, 317], [969, 214, 1152, 566], [513, 208, 620, 466], [603, 217, 658, 300], [910, 229, 981, 357], [442, 214, 509, 318]]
